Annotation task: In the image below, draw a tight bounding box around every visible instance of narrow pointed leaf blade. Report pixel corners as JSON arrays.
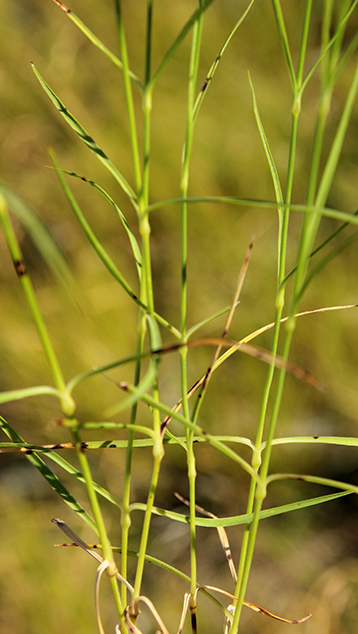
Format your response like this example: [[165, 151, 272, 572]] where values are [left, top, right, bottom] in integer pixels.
[[0, 416, 96, 531], [31, 63, 137, 206], [61, 169, 142, 279], [50, 150, 140, 304], [52, 0, 142, 89]]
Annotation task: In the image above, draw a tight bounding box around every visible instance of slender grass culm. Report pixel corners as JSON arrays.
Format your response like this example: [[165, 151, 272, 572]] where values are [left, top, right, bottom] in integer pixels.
[[1, 1, 358, 633]]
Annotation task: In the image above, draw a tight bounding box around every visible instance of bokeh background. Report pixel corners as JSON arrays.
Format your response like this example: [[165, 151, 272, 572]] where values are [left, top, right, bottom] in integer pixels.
[[1, 1, 358, 633]]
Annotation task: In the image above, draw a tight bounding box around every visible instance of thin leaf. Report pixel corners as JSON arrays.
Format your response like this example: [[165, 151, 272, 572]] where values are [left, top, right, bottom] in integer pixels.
[[0, 439, 165, 453], [269, 435, 358, 449], [32, 64, 137, 206], [0, 385, 62, 405], [66, 351, 148, 393], [334, 27, 358, 83], [146, 312, 163, 352], [0, 416, 96, 530], [60, 168, 142, 279], [50, 150, 140, 303], [40, 448, 123, 510], [63, 303, 354, 419], [5, 434, 357, 454], [80, 423, 157, 442], [134, 489, 352, 528], [52, 0, 142, 89], [271, 0, 296, 90], [248, 73, 283, 206], [186, 302, 239, 339], [50, 162, 180, 338], [301, 0, 358, 93], [149, 0, 216, 89], [193, 0, 255, 122], [147, 196, 358, 227], [267, 473, 358, 497], [0, 434, 248, 454]]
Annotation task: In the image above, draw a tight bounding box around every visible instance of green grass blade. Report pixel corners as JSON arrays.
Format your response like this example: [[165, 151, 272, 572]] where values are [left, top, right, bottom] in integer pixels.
[[192, 0, 255, 122], [271, 0, 296, 90], [0, 416, 97, 531], [52, 163, 180, 337], [143, 0, 153, 85], [154, 314, 181, 339], [67, 363, 139, 394], [32, 64, 137, 206], [81, 423, 157, 441], [0, 386, 62, 405], [60, 168, 142, 280], [248, 73, 284, 207], [50, 151, 140, 303], [114, 0, 143, 196], [149, 0, 216, 89], [41, 449, 123, 510], [65, 351, 152, 393], [52, 0, 142, 90], [43, 433, 358, 452], [267, 473, 358, 496], [0, 435, 251, 453], [0, 438, 186, 452], [129, 489, 352, 527], [301, 0, 358, 93], [147, 196, 358, 226], [268, 435, 358, 449], [115, 548, 192, 583], [186, 303, 239, 338]]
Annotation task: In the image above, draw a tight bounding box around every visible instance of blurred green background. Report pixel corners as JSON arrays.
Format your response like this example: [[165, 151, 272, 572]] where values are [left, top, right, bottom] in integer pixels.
[[1, 1, 358, 633]]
